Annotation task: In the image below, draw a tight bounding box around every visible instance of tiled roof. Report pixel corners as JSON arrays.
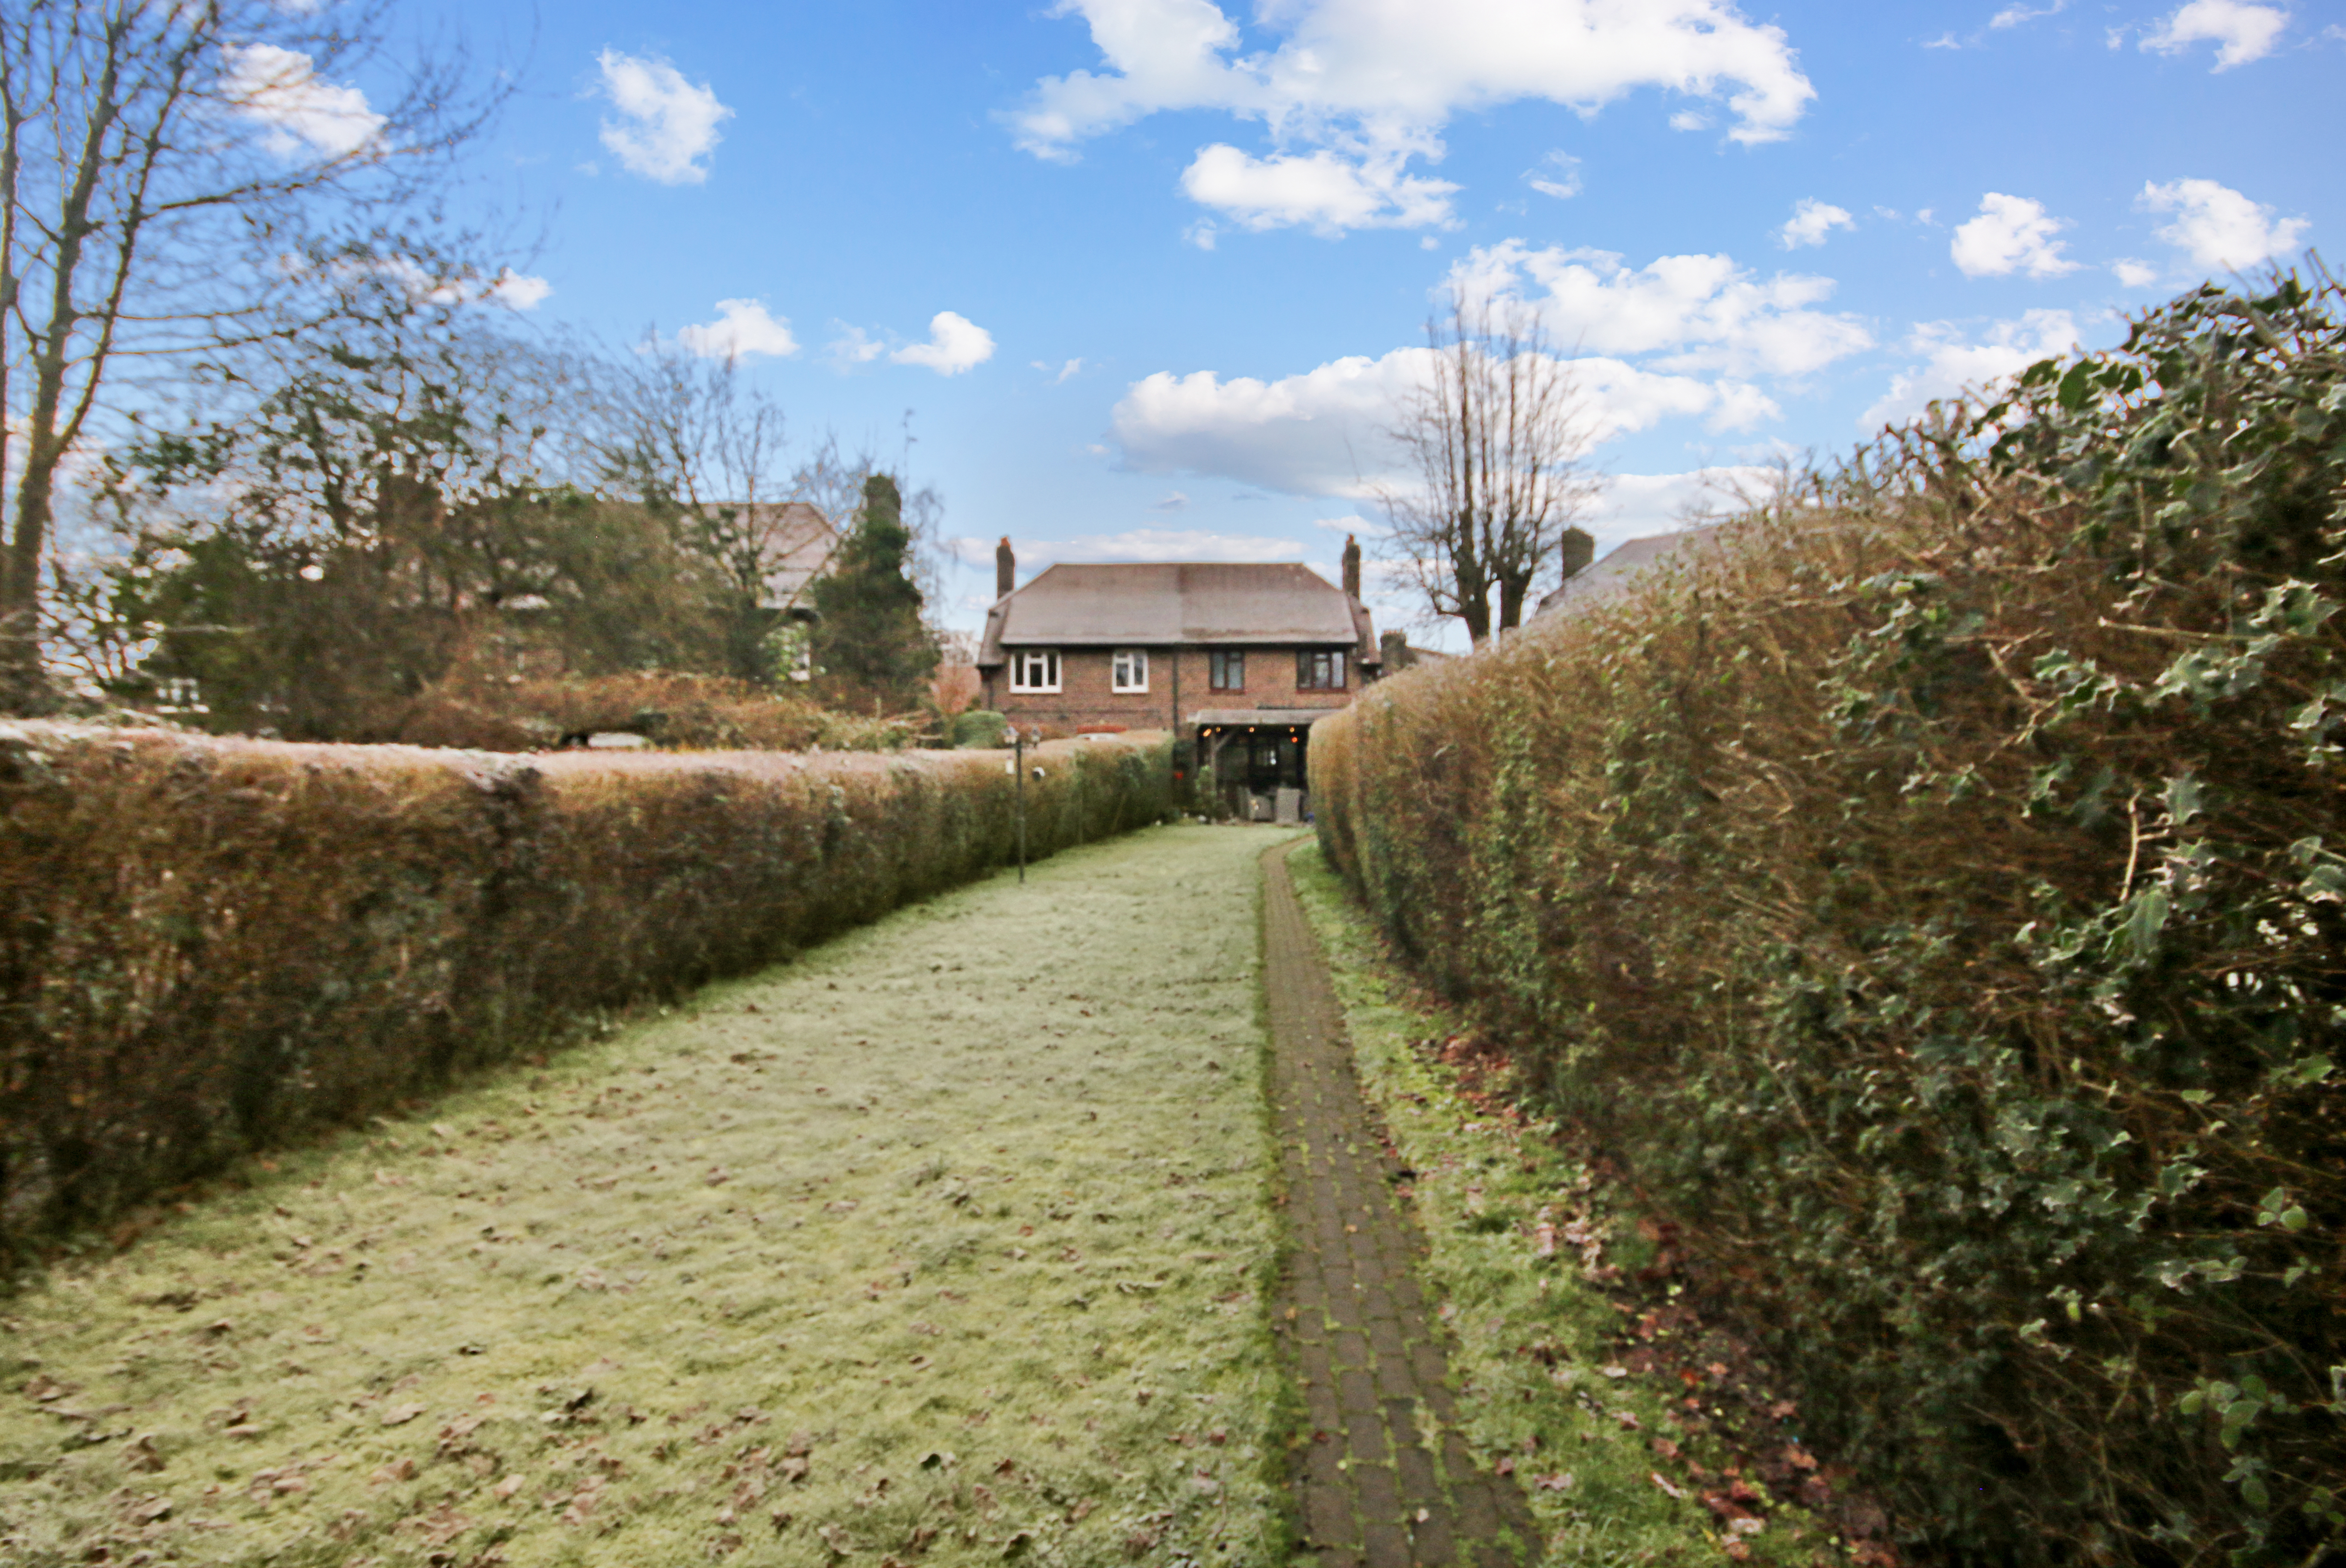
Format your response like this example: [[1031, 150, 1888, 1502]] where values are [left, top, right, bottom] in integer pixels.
[[1532, 523, 1726, 620], [978, 562, 1377, 666]]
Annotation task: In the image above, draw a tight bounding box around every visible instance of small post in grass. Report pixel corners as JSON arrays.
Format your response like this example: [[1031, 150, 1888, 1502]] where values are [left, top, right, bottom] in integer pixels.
[[1015, 727, 1027, 883]]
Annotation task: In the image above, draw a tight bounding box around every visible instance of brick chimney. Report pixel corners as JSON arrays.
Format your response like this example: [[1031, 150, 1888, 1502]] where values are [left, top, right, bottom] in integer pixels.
[[996, 537, 1015, 598], [1558, 526, 1594, 581], [1341, 534, 1361, 599]]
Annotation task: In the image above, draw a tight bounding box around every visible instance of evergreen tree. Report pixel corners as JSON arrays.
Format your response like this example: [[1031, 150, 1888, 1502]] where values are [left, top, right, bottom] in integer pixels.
[[811, 474, 936, 710]]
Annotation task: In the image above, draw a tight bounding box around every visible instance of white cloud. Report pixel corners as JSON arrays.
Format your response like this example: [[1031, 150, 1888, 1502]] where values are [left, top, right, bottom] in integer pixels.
[[954, 529, 1306, 568], [1452, 241, 1873, 379], [1526, 151, 1583, 201], [830, 325, 888, 368], [1010, 0, 1814, 233], [1590, 467, 1779, 542], [1033, 358, 1085, 383], [2142, 1, 2290, 68], [482, 270, 553, 310], [891, 311, 997, 376], [340, 256, 550, 312], [1152, 490, 1190, 510], [1991, 0, 2067, 28], [595, 50, 733, 185], [1861, 309, 2081, 429], [2113, 258, 2161, 288], [224, 44, 386, 158], [1110, 344, 1752, 498], [676, 299, 800, 360], [1949, 193, 2080, 278], [1179, 144, 1459, 232], [1778, 198, 1855, 249], [2139, 177, 2308, 270]]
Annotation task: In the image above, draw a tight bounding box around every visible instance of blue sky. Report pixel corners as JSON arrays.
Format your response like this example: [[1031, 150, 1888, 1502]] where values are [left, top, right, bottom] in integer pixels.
[[399, 0, 2336, 642]]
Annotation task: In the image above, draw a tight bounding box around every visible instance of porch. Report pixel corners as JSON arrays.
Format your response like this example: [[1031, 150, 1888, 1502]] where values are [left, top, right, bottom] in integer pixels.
[[1191, 708, 1337, 822]]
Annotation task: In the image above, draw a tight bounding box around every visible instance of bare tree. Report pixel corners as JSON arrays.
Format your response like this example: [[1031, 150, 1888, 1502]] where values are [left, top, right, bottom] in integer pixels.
[[1379, 285, 1602, 646], [1, 0, 500, 711]]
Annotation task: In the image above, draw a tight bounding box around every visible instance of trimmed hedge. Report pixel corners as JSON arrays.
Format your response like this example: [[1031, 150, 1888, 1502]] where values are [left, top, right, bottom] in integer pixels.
[[1311, 278, 2343, 1565], [0, 728, 1170, 1254]]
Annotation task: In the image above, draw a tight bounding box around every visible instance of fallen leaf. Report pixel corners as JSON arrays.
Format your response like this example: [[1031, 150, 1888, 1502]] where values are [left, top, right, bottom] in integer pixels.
[[1783, 1444, 1818, 1472], [382, 1403, 427, 1427], [1534, 1472, 1576, 1493], [1650, 1471, 1687, 1500], [493, 1475, 524, 1500]]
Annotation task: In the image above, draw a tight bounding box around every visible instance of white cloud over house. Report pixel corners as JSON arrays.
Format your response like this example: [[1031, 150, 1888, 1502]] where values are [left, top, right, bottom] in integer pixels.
[[224, 44, 387, 158], [1861, 309, 2082, 430], [1109, 344, 1761, 499], [1949, 193, 2081, 278], [2139, 177, 2309, 270], [596, 50, 733, 185], [950, 529, 1305, 569], [1008, 0, 1814, 233], [2140, 1, 2290, 69], [676, 299, 800, 359]]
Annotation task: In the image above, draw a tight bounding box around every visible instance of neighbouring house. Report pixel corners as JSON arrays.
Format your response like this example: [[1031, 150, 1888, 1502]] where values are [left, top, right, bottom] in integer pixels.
[[1532, 523, 1725, 622], [737, 501, 839, 682], [975, 536, 1381, 816]]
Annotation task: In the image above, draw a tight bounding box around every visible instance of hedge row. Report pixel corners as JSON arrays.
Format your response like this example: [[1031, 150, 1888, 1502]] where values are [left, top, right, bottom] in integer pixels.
[[1310, 278, 2343, 1566], [0, 728, 1170, 1255]]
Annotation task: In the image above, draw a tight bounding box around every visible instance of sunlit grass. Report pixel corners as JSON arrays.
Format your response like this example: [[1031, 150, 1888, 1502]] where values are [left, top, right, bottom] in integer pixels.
[[0, 824, 1292, 1567]]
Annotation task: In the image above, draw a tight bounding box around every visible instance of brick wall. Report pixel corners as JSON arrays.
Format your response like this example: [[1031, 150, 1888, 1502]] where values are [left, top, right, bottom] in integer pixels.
[[981, 646, 1357, 733]]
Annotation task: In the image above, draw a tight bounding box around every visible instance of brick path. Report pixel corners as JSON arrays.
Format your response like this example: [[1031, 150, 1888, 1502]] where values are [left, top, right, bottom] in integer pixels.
[[1261, 841, 1541, 1568]]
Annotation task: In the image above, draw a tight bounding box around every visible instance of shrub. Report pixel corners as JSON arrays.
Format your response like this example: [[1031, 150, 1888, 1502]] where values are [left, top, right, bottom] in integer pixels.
[[1310, 276, 2345, 1565], [0, 727, 1170, 1257], [390, 672, 923, 753], [951, 709, 1011, 749]]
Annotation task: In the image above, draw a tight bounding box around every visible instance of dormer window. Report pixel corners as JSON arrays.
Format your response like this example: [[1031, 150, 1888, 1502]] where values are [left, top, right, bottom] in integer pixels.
[[1010, 649, 1060, 693], [1111, 649, 1149, 693]]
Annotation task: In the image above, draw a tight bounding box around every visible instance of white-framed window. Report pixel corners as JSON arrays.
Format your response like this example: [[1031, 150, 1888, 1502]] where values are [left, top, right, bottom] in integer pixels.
[[1010, 648, 1061, 693], [1111, 648, 1149, 693]]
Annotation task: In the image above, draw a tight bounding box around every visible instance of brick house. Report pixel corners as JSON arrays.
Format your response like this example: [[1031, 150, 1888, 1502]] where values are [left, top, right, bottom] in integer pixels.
[[974, 538, 1381, 813]]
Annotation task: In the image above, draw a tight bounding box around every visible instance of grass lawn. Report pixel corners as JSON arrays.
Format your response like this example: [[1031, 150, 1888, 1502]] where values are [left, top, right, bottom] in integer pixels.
[[1287, 842, 1827, 1568], [0, 824, 1295, 1568]]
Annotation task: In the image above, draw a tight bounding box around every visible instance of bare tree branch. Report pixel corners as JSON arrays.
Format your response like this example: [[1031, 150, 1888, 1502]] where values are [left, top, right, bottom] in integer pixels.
[[1, 0, 508, 711], [1378, 284, 1603, 646]]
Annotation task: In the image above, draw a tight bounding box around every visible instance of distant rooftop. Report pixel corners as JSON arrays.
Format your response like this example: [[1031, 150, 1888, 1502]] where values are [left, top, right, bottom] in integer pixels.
[[1533, 524, 1726, 620], [979, 562, 1376, 665]]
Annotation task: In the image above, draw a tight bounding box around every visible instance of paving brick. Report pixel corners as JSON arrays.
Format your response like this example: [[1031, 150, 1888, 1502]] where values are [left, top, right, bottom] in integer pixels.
[[1409, 1509, 1460, 1568], [1339, 1366, 1381, 1420], [1363, 1521, 1414, 1568], [1260, 843, 1542, 1568], [1393, 1429, 1440, 1507], [1352, 1461, 1403, 1524]]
